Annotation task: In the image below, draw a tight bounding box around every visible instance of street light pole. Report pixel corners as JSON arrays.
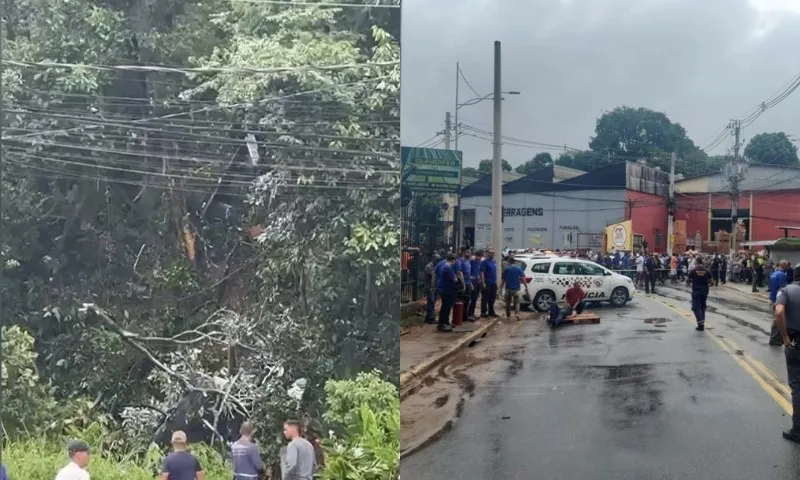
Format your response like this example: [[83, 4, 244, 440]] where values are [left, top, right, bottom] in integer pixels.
[[491, 40, 503, 282]]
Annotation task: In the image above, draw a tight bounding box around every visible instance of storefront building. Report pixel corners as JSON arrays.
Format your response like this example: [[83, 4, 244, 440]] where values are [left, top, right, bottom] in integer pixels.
[[460, 162, 670, 251], [674, 165, 800, 250]]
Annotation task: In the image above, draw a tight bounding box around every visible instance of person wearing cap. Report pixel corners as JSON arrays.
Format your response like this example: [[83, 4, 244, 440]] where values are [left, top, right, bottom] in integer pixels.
[[161, 431, 204, 480], [232, 421, 266, 480], [54, 440, 91, 480]]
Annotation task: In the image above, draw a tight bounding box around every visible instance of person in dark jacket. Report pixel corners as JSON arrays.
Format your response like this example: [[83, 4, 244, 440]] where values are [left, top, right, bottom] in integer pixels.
[[645, 254, 657, 294], [688, 257, 713, 331]]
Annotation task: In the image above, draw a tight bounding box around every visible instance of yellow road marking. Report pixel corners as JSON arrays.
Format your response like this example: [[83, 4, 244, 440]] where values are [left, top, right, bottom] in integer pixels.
[[647, 294, 793, 415]]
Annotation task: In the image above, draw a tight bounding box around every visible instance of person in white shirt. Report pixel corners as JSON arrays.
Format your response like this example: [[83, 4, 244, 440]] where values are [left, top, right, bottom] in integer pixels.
[[55, 440, 91, 480], [636, 255, 645, 287]]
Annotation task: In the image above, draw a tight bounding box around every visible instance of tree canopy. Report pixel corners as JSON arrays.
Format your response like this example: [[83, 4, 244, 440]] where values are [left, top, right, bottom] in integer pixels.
[[477, 158, 512, 175], [515, 152, 553, 174], [744, 132, 799, 166]]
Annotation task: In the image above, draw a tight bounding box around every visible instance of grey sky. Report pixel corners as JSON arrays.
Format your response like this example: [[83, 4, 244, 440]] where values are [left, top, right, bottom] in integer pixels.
[[400, 0, 800, 169]]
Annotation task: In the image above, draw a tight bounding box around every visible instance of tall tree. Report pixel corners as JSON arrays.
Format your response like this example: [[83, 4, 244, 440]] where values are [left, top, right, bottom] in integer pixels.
[[555, 150, 598, 172], [744, 132, 799, 166], [477, 159, 512, 175], [462, 167, 480, 178], [588, 106, 709, 175], [515, 152, 552, 174]]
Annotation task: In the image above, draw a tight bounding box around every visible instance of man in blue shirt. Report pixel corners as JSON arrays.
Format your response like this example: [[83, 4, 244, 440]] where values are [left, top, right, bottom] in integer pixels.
[[769, 260, 790, 346], [436, 253, 458, 332], [423, 253, 441, 324], [468, 250, 483, 320], [500, 257, 525, 321], [459, 247, 474, 323], [480, 249, 499, 318]]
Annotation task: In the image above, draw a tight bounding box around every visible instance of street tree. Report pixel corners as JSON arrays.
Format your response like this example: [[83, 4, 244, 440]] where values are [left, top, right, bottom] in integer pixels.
[[516, 152, 553, 174], [477, 159, 512, 175], [744, 132, 799, 166]]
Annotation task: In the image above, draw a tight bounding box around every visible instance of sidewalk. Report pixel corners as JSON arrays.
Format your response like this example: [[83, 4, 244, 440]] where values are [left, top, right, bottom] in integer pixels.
[[400, 319, 491, 373], [721, 281, 770, 300]]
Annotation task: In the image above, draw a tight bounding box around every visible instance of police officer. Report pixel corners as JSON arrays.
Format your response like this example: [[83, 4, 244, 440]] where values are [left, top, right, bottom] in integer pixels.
[[687, 257, 713, 331], [774, 264, 800, 442]]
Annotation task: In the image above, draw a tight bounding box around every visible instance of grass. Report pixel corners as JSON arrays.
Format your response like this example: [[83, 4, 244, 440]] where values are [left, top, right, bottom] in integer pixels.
[[4, 438, 231, 480]]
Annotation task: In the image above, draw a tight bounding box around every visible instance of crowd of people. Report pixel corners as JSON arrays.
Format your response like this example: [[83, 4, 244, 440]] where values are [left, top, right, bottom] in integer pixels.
[[3, 419, 319, 480]]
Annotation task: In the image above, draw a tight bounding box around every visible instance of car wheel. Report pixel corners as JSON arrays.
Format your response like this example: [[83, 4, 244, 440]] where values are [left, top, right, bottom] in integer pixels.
[[533, 290, 556, 312], [610, 287, 629, 307]]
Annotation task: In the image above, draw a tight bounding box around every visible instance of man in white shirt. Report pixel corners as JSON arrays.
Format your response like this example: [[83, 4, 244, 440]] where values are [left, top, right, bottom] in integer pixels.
[[55, 440, 91, 480], [636, 255, 645, 287]]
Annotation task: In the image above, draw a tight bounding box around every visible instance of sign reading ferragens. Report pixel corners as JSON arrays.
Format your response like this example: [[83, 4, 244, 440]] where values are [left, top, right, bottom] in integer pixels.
[[400, 146, 462, 193]]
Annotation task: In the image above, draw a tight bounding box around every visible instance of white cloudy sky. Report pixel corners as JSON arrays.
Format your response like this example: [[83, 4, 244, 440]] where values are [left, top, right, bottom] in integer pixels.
[[400, 0, 800, 168]]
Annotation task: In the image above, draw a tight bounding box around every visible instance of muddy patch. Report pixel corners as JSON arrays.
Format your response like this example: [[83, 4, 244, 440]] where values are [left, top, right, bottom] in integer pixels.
[[644, 317, 672, 324], [574, 363, 665, 430]]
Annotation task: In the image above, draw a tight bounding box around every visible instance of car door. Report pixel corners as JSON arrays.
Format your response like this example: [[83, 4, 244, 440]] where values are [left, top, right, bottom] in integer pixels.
[[577, 262, 609, 300], [551, 261, 581, 301]]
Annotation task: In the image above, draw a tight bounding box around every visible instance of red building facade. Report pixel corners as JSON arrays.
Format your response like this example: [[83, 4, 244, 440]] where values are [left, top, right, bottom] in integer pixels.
[[627, 190, 669, 252], [674, 190, 800, 249]]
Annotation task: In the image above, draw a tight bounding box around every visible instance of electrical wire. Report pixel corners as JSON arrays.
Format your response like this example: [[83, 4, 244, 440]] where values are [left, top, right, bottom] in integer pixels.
[[232, 0, 399, 7], [2, 59, 398, 76]]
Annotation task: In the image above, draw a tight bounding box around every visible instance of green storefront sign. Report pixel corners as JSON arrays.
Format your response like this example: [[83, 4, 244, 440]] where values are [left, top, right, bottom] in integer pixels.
[[401, 146, 462, 193]]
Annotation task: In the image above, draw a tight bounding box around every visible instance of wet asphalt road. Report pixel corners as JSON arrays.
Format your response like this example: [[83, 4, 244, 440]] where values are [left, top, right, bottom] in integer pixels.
[[400, 290, 800, 480]]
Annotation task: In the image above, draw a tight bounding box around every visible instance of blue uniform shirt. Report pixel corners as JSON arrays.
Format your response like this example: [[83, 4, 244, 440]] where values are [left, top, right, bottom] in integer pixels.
[[502, 264, 524, 291], [481, 258, 497, 285], [437, 263, 457, 294], [470, 257, 482, 281], [461, 257, 472, 285], [769, 270, 788, 302]]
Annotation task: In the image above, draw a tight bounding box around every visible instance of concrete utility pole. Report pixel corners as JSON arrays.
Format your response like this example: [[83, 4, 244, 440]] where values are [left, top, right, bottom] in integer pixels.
[[491, 40, 503, 283], [729, 120, 742, 257], [444, 112, 452, 150], [667, 152, 676, 256]]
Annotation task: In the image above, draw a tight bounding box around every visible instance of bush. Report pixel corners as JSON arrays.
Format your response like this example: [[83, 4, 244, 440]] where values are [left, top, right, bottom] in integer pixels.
[[4, 436, 230, 480], [320, 371, 399, 480]]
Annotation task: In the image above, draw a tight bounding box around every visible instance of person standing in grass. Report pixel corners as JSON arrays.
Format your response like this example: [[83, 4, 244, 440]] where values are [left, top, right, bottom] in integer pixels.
[[1, 463, 8, 480], [54, 440, 91, 480], [161, 431, 205, 480]]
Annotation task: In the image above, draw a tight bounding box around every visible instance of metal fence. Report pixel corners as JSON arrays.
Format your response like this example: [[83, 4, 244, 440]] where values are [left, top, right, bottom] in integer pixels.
[[401, 195, 454, 304]]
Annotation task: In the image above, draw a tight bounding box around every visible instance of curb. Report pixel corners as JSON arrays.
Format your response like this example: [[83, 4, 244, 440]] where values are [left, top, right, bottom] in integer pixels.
[[720, 283, 769, 300], [399, 317, 500, 400]]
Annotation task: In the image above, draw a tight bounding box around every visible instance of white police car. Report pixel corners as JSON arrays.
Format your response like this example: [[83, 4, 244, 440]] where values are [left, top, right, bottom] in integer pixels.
[[516, 256, 635, 312]]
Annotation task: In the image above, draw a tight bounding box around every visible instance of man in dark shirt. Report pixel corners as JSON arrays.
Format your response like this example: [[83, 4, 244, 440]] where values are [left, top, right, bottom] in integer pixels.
[[774, 265, 800, 442], [645, 254, 657, 294], [436, 254, 458, 332], [500, 257, 525, 321], [423, 253, 441, 324], [687, 257, 713, 331], [468, 250, 483, 320], [161, 431, 204, 480], [768, 260, 789, 346], [480, 249, 499, 318]]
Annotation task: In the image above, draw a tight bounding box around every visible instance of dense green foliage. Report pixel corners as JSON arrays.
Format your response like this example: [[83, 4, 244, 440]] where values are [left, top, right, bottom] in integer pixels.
[[515, 152, 553, 174], [465, 106, 791, 177], [3, 351, 399, 479], [744, 132, 799, 166], [1, 0, 399, 477]]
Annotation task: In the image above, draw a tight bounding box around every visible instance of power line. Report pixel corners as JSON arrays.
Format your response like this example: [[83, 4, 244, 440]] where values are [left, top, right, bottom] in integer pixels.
[[2, 59, 398, 76], [234, 0, 399, 7]]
